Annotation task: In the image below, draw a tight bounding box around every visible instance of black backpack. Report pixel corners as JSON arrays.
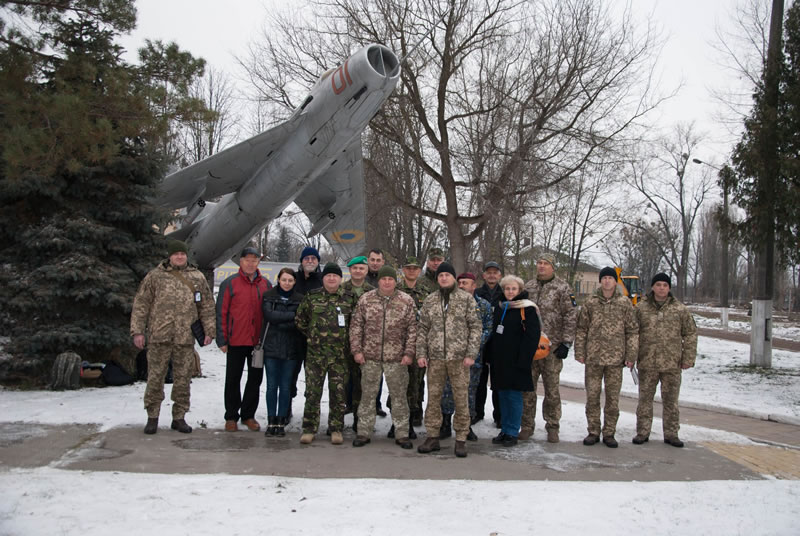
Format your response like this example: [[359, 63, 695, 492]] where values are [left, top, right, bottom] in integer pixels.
[[101, 361, 135, 386]]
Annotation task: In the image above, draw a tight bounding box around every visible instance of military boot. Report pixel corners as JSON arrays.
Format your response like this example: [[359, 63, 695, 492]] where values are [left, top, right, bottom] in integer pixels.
[[439, 414, 452, 439], [467, 427, 478, 441], [417, 437, 440, 454], [387, 424, 395, 438], [144, 417, 158, 435], [300, 433, 314, 444], [547, 427, 559, 443], [603, 435, 619, 448], [171, 419, 192, 434], [408, 424, 417, 439], [395, 437, 413, 449], [454, 440, 467, 458], [664, 437, 684, 448], [518, 428, 533, 441], [331, 431, 343, 445], [632, 434, 649, 445], [583, 433, 599, 446]]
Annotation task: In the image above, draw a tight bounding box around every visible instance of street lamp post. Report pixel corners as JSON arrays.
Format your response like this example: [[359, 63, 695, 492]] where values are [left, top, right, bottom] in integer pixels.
[[694, 158, 730, 330]]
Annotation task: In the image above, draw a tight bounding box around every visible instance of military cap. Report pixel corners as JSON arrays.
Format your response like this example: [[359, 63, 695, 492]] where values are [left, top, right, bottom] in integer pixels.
[[403, 255, 422, 267], [538, 253, 556, 267], [428, 247, 445, 260]]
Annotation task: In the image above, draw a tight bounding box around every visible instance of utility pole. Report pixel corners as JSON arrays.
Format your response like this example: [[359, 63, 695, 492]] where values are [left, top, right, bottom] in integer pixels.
[[694, 159, 731, 330], [751, 0, 784, 368]]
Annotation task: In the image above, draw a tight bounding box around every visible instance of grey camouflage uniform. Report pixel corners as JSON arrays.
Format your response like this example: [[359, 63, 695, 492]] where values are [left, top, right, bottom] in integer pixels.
[[295, 286, 357, 434], [575, 287, 638, 437], [635, 292, 697, 439], [521, 275, 577, 434], [417, 287, 481, 441], [130, 260, 215, 419], [441, 294, 492, 418], [350, 288, 417, 438]]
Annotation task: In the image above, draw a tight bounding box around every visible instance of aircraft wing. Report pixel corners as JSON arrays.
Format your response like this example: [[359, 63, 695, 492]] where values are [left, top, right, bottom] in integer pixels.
[[293, 141, 367, 261], [155, 116, 302, 209]]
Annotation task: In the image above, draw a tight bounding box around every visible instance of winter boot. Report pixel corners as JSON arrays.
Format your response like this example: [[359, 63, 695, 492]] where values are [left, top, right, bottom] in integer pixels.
[[547, 427, 559, 443], [632, 434, 649, 445], [408, 424, 417, 439], [144, 417, 158, 435], [492, 432, 508, 445], [395, 437, 413, 449], [300, 433, 314, 444], [387, 424, 395, 438], [664, 437, 684, 448], [171, 419, 192, 434], [454, 440, 467, 458], [439, 414, 452, 439], [417, 437, 440, 454], [603, 435, 619, 448], [467, 427, 478, 441], [331, 431, 343, 445], [518, 428, 533, 441], [352, 436, 371, 447], [583, 433, 599, 446]]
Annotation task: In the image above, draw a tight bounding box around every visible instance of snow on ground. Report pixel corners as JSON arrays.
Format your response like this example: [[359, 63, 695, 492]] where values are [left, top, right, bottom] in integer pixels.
[[561, 337, 800, 420], [689, 307, 800, 341], [1, 468, 798, 536], [1, 339, 800, 535]]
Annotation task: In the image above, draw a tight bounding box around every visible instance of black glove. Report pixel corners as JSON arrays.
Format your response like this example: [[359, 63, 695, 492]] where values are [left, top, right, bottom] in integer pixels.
[[554, 343, 570, 360]]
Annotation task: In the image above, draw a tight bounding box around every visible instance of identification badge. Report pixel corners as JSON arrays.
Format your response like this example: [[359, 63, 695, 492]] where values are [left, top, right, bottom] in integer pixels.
[[194, 291, 202, 303], [338, 314, 346, 327], [496, 325, 504, 334]]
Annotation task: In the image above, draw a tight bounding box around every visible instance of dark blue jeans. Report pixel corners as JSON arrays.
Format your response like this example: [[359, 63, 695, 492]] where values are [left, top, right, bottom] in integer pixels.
[[498, 389, 523, 438], [265, 358, 295, 418]]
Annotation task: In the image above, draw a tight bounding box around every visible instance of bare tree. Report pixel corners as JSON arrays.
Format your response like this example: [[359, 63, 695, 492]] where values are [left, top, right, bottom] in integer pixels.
[[626, 124, 714, 300], [178, 67, 239, 164], [238, 0, 664, 271]]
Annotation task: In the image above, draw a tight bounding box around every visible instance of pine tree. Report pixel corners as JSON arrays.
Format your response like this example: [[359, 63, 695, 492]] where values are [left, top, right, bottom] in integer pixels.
[[276, 226, 292, 262], [730, 2, 800, 266], [0, 2, 206, 383]]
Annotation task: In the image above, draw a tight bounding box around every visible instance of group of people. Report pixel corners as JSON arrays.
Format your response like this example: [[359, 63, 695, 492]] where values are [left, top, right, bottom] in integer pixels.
[[130, 240, 697, 457]]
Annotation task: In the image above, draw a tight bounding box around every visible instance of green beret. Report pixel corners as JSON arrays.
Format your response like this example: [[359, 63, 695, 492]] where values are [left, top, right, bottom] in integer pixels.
[[347, 256, 368, 267]]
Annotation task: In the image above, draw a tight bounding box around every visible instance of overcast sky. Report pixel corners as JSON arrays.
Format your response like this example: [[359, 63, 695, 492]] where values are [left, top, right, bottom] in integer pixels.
[[119, 0, 765, 164]]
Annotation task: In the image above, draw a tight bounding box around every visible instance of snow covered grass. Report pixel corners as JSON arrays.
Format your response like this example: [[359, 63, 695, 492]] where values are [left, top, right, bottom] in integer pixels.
[[1, 469, 799, 536], [561, 337, 800, 420], [690, 307, 800, 341]]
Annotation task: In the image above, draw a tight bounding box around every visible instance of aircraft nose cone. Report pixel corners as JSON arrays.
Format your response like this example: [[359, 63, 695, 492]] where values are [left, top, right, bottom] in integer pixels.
[[365, 44, 400, 78]]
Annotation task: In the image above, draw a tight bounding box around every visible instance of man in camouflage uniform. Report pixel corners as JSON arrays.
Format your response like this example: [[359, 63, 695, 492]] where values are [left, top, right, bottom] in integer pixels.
[[633, 273, 697, 447], [398, 255, 433, 428], [350, 265, 418, 449], [294, 262, 357, 445], [342, 255, 375, 426], [422, 247, 445, 290], [439, 273, 493, 441], [416, 262, 482, 458], [131, 240, 215, 435], [575, 267, 638, 448], [521, 253, 577, 443]]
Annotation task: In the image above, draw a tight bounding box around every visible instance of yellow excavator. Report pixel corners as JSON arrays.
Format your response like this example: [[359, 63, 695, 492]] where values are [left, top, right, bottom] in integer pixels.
[[614, 267, 642, 305]]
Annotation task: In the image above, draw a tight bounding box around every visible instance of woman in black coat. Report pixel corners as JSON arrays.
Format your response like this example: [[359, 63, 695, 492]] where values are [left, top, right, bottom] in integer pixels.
[[261, 268, 303, 436], [484, 275, 542, 446]]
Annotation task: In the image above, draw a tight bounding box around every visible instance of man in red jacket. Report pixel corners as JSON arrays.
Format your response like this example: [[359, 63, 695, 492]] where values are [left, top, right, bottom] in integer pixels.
[[216, 246, 272, 431]]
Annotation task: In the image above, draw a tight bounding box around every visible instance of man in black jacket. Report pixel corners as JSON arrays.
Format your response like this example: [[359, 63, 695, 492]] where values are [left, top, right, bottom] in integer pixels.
[[475, 261, 503, 426]]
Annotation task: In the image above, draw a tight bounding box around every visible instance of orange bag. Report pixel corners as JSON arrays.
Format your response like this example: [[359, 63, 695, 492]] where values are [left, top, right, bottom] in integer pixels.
[[521, 309, 551, 360]]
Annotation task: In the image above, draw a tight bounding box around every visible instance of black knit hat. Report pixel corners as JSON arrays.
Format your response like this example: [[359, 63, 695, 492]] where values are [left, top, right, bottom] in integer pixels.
[[436, 262, 456, 278], [167, 240, 188, 255], [599, 266, 617, 282], [321, 262, 343, 277], [651, 272, 671, 288]]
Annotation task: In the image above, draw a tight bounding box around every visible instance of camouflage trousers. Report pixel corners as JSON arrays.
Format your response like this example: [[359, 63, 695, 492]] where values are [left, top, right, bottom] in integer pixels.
[[358, 361, 410, 438], [424, 359, 471, 441], [441, 365, 481, 419], [144, 343, 195, 419], [345, 353, 362, 415], [408, 362, 425, 419], [584, 364, 624, 437], [521, 353, 563, 433], [636, 368, 683, 438], [302, 349, 347, 434]]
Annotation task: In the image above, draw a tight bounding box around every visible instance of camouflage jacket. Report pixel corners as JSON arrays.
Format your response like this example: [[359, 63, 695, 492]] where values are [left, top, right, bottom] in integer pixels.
[[130, 260, 215, 345], [636, 292, 697, 371], [342, 279, 374, 300], [575, 288, 639, 366], [473, 294, 493, 367], [398, 279, 434, 310], [349, 289, 417, 363], [417, 287, 482, 362], [295, 286, 357, 352], [524, 275, 577, 349]]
